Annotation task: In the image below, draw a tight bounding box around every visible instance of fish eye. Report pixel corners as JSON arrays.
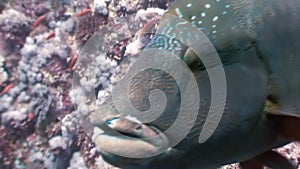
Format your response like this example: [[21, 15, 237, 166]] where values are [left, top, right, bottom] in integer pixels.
[[106, 117, 119, 127]]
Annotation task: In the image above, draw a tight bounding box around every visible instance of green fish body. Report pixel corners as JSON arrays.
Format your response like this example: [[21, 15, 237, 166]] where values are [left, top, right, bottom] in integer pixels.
[[90, 0, 300, 168]]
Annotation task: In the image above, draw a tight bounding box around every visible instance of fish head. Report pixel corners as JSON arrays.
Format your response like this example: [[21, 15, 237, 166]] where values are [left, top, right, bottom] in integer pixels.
[[88, 63, 186, 167], [89, 97, 179, 168]]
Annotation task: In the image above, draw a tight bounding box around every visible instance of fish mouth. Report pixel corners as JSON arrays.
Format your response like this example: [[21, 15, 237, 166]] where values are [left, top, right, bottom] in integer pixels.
[[116, 129, 148, 139], [93, 116, 170, 158], [105, 116, 161, 139]]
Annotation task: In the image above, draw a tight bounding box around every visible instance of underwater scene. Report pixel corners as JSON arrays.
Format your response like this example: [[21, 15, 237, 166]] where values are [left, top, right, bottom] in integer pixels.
[[0, 0, 300, 168]]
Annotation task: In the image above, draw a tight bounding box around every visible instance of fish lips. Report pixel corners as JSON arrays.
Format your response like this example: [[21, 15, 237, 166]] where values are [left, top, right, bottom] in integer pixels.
[[93, 116, 170, 159]]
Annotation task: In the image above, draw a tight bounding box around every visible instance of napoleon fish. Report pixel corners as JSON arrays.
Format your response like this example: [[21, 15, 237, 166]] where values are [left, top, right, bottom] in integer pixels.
[[89, 0, 300, 168]]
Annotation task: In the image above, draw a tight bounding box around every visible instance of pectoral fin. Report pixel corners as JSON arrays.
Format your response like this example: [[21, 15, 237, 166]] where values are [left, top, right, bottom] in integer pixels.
[[255, 150, 296, 169], [239, 159, 264, 169], [268, 114, 300, 141], [264, 100, 300, 141], [240, 150, 296, 169]]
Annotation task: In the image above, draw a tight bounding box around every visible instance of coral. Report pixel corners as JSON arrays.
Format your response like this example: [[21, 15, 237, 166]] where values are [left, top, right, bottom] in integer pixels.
[[29, 84, 53, 133], [0, 127, 15, 169], [49, 136, 68, 151], [0, 9, 31, 53], [94, 0, 110, 15], [1, 110, 27, 126], [75, 12, 107, 47], [61, 17, 76, 33], [0, 55, 8, 85], [144, 0, 175, 9], [68, 152, 88, 169], [95, 155, 119, 169], [27, 151, 46, 168], [0, 0, 7, 13]]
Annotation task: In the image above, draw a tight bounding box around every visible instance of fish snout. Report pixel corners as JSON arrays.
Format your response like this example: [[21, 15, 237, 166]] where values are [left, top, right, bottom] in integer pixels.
[[93, 116, 170, 160]]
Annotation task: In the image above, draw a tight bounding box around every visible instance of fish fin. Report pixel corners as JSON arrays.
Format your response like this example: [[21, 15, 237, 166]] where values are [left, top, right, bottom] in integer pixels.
[[268, 113, 300, 141], [255, 150, 296, 169], [264, 99, 300, 141], [239, 159, 264, 169]]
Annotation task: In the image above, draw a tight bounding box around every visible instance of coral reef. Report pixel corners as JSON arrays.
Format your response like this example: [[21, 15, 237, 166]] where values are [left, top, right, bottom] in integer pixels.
[[0, 9, 31, 54], [0, 55, 8, 85]]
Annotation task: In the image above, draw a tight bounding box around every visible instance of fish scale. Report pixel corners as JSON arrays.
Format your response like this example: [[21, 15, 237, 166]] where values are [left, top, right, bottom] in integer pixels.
[[166, 0, 256, 42], [174, 0, 233, 37], [146, 0, 260, 70]]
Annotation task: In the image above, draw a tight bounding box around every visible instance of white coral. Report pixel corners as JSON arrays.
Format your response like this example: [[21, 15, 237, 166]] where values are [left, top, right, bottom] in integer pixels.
[[49, 136, 68, 150], [1, 109, 27, 125], [0, 55, 8, 85], [67, 152, 88, 169]]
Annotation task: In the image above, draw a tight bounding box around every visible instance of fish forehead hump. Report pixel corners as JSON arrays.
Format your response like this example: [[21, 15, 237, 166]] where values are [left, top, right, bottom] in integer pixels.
[[166, 0, 300, 118], [166, 0, 257, 47]]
